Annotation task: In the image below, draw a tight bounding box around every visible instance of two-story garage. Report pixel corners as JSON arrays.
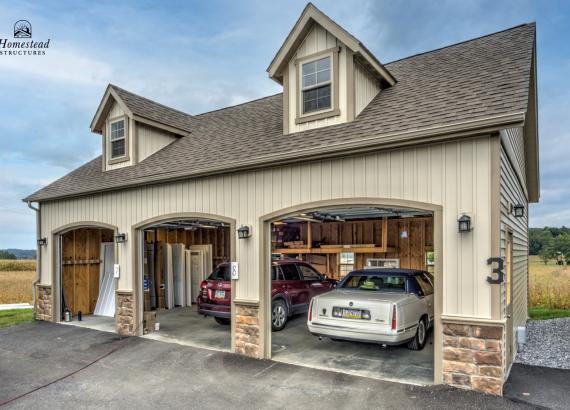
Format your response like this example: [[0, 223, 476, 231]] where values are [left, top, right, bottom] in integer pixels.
[[25, 3, 538, 396]]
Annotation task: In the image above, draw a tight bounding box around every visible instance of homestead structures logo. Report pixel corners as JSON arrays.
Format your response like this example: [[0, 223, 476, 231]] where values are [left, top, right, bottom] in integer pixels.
[[14, 20, 31, 38], [0, 20, 50, 55]]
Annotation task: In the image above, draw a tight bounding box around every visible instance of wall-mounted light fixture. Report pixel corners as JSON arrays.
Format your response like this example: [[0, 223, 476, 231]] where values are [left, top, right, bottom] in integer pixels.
[[458, 215, 472, 233], [513, 204, 525, 218], [237, 225, 251, 239], [37, 237, 47, 246], [115, 233, 127, 243]]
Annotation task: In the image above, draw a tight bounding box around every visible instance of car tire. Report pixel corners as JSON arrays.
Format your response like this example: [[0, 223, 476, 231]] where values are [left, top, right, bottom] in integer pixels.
[[214, 317, 230, 325], [271, 299, 288, 331], [407, 317, 427, 351]]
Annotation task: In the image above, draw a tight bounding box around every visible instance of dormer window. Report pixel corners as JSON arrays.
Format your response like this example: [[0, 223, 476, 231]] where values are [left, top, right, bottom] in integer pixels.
[[106, 115, 130, 165], [295, 47, 340, 124], [110, 119, 125, 158], [302, 56, 331, 113]]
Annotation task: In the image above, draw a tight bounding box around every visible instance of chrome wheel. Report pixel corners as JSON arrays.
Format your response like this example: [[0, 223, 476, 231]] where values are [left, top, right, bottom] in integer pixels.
[[418, 320, 426, 345], [272, 304, 286, 328]]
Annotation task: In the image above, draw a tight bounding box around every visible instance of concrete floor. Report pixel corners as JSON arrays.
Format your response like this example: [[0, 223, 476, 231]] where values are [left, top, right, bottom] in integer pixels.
[[142, 306, 231, 352], [61, 314, 116, 333], [0, 322, 535, 409], [272, 314, 434, 386]]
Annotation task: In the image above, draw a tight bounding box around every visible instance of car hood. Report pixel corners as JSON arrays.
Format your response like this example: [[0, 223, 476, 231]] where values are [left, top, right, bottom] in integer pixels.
[[316, 289, 411, 303]]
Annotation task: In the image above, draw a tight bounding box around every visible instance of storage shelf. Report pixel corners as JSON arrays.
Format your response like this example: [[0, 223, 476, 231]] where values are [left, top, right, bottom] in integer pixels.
[[273, 246, 398, 254]]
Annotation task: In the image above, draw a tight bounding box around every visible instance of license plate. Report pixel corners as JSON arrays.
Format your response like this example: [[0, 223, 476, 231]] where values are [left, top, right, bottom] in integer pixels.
[[339, 308, 362, 319], [214, 290, 225, 299]]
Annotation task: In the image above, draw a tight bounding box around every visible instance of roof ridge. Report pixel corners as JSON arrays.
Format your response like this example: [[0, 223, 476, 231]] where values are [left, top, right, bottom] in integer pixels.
[[385, 22, 535, 66], [109, 84, 194, 118], [193, 92, 283, 118]]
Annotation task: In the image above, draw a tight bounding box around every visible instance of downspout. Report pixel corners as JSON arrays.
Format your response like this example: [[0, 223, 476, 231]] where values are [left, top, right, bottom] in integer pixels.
[[27, 201, 41, 319]]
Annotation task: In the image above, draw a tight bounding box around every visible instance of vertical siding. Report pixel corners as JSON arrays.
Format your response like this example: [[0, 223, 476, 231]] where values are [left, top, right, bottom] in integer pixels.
[[499, 144, 529, 356], [137, 124, 177, 162], [39, 136, 496, 319], [354, 61, 380, 116], [288, 24, 347, 132]]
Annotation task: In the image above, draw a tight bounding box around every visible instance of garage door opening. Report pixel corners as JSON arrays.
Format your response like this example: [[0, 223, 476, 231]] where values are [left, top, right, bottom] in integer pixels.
[[267, 206, 436, 385], [138, 218, 233, 351], [59, 227, 117, 333]]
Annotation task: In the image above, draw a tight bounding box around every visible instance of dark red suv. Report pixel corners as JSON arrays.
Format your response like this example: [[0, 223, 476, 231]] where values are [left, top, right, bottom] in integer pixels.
[[197, 259, 336, 330]]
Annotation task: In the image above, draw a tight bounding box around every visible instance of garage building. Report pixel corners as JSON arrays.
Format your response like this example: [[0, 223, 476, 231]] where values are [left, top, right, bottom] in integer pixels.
[[25, 3, 539, 396]]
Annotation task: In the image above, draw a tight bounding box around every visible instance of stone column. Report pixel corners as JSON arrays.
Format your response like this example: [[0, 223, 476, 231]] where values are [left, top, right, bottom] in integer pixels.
[[116, 291, 135, 336], [35, 284, 53, 321], [442, 321, 505, 395], [234, 303, 262, 358]]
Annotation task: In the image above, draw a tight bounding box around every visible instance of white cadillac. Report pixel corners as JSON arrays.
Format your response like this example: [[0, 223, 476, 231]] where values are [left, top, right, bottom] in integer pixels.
[[307, 269, 434, 350]]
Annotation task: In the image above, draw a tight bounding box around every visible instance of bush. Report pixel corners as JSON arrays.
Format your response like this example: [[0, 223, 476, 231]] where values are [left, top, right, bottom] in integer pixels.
[[0, 260, 36, 271]]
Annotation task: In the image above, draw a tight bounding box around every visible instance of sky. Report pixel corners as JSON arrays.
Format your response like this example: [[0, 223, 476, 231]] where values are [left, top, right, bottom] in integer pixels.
[[0, 0, 568, 249]]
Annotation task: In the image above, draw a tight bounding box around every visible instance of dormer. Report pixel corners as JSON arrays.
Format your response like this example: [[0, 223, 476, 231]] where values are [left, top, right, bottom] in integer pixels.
[[90, 85, 192, 171], [267, 3, 396, 134]]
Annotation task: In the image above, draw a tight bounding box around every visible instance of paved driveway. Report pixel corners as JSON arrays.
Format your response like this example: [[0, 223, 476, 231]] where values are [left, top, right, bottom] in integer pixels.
[[0, 322, 533, 409]]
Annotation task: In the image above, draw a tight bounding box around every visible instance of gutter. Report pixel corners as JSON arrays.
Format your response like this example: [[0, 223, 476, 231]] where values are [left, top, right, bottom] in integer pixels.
[[26, 111, 526, 203], [27, 201, 41, 320]]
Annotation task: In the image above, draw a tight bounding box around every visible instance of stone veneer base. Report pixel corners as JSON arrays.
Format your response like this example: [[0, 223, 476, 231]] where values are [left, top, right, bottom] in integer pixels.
[[442, 321, 505, 395], [116, 291, 135, 336], [234, 304, 262, 358], [35, 284, 53, 321]]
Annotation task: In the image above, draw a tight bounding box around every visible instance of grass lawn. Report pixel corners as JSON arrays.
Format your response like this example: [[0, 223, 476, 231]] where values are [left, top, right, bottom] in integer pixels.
[[528, 255, 570, 311], [0, 308, 34, 328], [528, 307, 570, 320]]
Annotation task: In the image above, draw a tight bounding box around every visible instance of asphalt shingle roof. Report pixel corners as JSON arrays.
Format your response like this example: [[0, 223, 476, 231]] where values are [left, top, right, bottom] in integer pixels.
[[25, 23, 535, 202]]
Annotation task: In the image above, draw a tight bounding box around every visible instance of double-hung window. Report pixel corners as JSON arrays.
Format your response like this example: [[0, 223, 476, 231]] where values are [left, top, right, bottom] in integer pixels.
[[301, 56, 331, 114], [109, 119, 126, 159]]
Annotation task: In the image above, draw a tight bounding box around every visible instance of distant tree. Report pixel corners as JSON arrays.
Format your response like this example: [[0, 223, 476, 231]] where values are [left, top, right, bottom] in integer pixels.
[[0, 250, 16, 259]]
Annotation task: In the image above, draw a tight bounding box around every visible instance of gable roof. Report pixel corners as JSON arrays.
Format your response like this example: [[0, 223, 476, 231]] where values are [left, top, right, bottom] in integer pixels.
[[25, 23, 537, 203], [90, 84, 194, 136], [267, 3, 396, 86]]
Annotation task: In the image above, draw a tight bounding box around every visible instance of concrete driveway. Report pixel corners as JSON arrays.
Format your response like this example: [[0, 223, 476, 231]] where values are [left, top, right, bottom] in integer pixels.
[[0, 322, 533, 409]]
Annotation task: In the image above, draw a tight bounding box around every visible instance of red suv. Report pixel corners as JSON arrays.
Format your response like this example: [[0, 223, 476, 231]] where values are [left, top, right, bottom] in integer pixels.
[[197, 259, 336, 330]]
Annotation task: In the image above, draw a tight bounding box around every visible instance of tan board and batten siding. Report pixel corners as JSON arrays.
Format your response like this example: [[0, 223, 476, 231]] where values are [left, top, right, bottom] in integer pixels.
[[499, 135, 529, 356], [287, 24, 379, 132], [40, 135, 496, 319], [137, 124, 177, 162]]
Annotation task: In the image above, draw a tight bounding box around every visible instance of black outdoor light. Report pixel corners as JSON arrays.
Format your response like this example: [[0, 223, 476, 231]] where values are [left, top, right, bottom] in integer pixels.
[[37, 237, 47, 246], [114, 233, 127, 243], [458, 215, 472, 233], [513, 204, 525, 218], [237, 225, 251, 239]]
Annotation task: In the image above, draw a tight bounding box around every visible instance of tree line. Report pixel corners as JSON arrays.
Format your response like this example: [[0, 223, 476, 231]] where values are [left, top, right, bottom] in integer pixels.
[[530, 227, 570, 264]]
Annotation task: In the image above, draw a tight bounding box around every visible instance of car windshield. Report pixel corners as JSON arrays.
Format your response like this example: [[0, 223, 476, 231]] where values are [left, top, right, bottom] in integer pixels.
[[208, 265, 230, 281], [341, 274, 406, 292]]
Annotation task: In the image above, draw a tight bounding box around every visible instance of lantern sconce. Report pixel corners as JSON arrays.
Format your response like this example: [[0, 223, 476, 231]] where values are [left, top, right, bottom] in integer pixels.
[[114, 233, 127, 243], [513, 204, 525, 218], [458, 214, 472, 233], [37, 237, 47, 246], [237, 225, 252, 239]]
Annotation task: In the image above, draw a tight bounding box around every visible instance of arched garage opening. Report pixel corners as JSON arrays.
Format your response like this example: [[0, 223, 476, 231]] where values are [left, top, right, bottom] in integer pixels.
[[261, 200, 442, 386], [53, 223, 117, 332], [134, 214, 235, 351]]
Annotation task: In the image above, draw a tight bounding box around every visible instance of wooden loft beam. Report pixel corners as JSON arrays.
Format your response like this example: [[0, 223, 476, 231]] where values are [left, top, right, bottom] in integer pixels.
[[382, 217, 388, 248], [274, 246, 398, 254]]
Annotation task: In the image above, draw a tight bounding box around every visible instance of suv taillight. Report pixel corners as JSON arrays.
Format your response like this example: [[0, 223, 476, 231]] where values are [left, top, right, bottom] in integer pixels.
[[200, 281, 209, 300], [391, 305, 397, 331]]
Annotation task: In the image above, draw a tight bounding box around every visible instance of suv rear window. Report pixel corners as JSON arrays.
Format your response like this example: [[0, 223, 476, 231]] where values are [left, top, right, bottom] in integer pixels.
[[280, 264, 301, 281], [298, 264, 321, 280], [208, 264, 230, 281]]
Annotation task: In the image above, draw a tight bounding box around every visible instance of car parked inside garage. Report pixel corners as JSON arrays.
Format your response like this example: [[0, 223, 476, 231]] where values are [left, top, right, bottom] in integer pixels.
[[307, 269, 434, 350], [198, 259, 336, 330]]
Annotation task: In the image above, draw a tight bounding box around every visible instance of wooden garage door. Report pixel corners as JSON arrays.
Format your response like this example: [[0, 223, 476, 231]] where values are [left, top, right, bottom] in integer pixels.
[[61, 228, 114, 315]]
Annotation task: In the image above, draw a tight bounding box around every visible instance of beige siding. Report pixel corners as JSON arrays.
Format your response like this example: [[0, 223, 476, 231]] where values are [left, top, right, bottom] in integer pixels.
[[137, 124, 177, 162], [39, 136, 497, 319], [105, 102, 134, 170], [499, 144, 529, 356], [355, 61, 380, 116], [287, 24, 348, 132], [501, 128, 526, 195]]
